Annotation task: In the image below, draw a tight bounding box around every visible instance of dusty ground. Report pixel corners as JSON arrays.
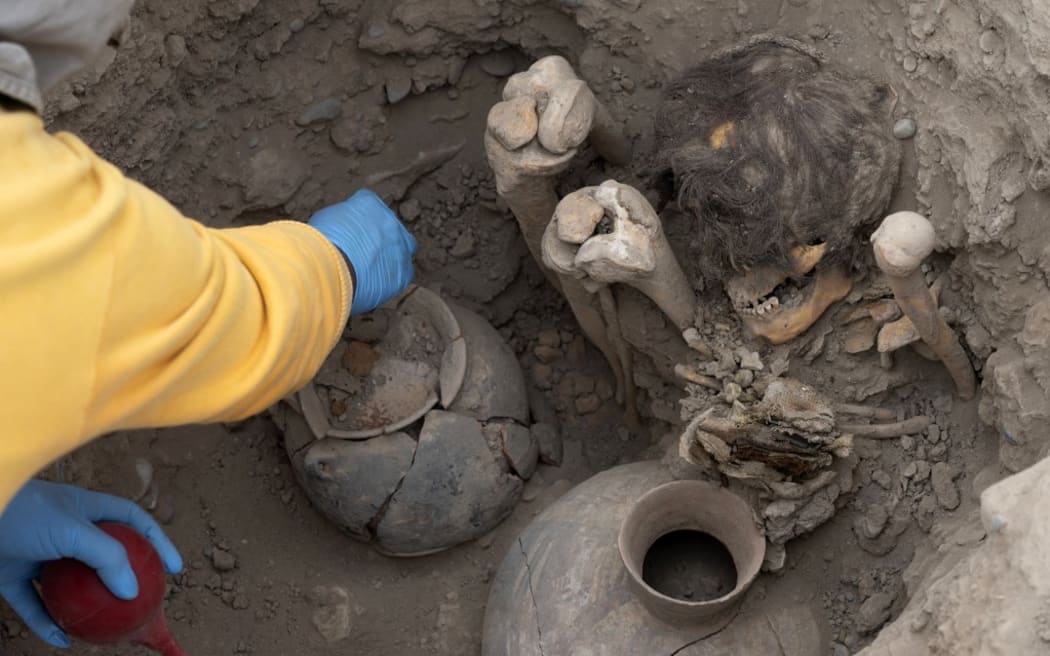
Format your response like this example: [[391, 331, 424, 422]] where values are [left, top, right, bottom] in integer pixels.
[[3, 0, 1047, 654]]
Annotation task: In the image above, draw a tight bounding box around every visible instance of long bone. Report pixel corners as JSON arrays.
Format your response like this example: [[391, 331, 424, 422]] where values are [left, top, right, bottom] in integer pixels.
[[871, 212, 977, 400], [485, 56, 634, 408], [542, 181, 698, 333]]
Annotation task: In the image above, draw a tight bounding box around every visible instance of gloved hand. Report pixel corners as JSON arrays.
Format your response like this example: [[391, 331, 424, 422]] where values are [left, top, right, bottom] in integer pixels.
[[0, 480, 182, 648], [308, 189, 418, 315]]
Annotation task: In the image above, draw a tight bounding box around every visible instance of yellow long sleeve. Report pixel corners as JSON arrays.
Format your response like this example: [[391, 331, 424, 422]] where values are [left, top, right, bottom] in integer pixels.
[[0, 111, 352, 511]]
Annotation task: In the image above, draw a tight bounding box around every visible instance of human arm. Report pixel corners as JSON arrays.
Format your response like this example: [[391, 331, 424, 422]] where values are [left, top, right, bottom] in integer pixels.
[[0, 110, 414, 511]]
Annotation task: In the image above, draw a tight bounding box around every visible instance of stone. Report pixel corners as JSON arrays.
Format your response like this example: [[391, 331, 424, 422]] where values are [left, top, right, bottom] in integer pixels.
[[385, 76, 412, 104], [572, 375, 596, 396], [914, 460, 931, 481], [734, 368, 755, 389], [537, 329, 561, 348], [860, 504, 889, 539], [449, 233, 476, 258], [931, 462, 961, 510], [243, 148, 307, 210], [397, 200, 422, 226], [289, 18, 305, 32], [479, 50, 516, 77], [534, 345, 562, 364], [857, 591, 895, 634], [893, 118, 917, 139], [531, 422, 563, 466], [872, 470, 893, 489], [723, 382, 743, 404], [296, 97, 343, 126], [310, 586, 353, 643], [738, 349, 764, 371], [212, 549, 237, 572], [531, 362, 553, 389], [574, 394, 601, 415]]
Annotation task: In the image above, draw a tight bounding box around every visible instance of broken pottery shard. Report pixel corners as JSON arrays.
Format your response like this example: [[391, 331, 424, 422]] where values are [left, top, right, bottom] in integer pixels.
[[497, 421, 539, 480], [487, 96, 539, 151], [439, 337, 467, 408], [447, 304, 529, 424], [335, 357, 438, 438], [531, 422, 563, 466], [297, 428, 416, 542], [375, 411, 523, 556]]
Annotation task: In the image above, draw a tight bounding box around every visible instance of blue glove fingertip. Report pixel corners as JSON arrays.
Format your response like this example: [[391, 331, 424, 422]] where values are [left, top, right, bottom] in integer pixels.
[[48, 629, 71, 649]]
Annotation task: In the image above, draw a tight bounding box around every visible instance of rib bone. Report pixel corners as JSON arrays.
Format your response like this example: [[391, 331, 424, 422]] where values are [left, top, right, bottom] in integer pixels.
[[871, 212, 976, 400]]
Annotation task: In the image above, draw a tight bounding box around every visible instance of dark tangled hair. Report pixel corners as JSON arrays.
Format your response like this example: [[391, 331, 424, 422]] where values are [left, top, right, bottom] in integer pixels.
[[652, 34, 902, 282]]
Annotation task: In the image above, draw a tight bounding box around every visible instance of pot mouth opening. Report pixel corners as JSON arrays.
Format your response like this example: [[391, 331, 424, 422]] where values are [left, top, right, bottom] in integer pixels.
[[640, 528, 739, 604]]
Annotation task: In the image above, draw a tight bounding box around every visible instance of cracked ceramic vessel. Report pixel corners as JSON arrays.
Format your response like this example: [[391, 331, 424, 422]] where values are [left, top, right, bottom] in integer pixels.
[[481, 461, 827, 655], [278, 287, 538, 557]]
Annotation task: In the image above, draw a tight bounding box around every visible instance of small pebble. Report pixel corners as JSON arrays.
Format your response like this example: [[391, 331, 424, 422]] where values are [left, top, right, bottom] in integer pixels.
[[478, 50, 516, 77], [399, 198, 422, 222], [902, 54, 918, 72], [289, 18, 305, 33], [212, 550, 237, 572], [296, 97, 343, 126], [893, 118, 917, 140], [574, 394, 601, 415], [385, 77, 412, 105]]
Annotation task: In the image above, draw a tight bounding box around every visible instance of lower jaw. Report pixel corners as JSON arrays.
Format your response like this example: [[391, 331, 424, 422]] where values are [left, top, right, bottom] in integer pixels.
[[737, 266, 854, 345]]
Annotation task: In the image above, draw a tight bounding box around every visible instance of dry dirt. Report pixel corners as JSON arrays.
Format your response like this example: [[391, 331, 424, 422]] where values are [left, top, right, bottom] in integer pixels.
[[2, 0, 1049, 654]]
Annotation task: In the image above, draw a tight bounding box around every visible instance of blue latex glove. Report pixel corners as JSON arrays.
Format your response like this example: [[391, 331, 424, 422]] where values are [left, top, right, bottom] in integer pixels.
[[308, 189, 418, 315], [0, 480, 183, 648]]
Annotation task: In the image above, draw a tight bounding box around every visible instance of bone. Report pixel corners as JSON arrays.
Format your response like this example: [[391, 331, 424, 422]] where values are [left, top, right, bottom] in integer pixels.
[[674, 363, 722, 391], [877, 273, 946, 353], [597, 287, 640, 429], [840, 415, 932, 439], [543, 181, 697, 332], [487, 96, 539, 151], [833, 403, 897, 422], [484, 134, 627, 405], [502, 55, 631, 165], [486, 57, 634, 409], [871, 212, 976, 400]]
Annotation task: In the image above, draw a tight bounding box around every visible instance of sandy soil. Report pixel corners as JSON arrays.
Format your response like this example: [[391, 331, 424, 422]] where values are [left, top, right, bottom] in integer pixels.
[[4, 0, 1048, 654]]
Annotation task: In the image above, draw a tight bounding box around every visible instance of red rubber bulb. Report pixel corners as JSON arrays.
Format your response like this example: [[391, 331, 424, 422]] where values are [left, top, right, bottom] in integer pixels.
[[39, 522, 186, 656]]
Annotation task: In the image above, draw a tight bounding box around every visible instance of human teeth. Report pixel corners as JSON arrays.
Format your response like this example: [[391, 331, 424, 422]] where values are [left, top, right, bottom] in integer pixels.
[[770, 296, 780, 308], [757, 304, 766, 316]]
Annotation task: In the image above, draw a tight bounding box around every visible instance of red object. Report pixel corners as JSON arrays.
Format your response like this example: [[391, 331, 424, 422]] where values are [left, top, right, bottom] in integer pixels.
[[39, 522, 187, 656]]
